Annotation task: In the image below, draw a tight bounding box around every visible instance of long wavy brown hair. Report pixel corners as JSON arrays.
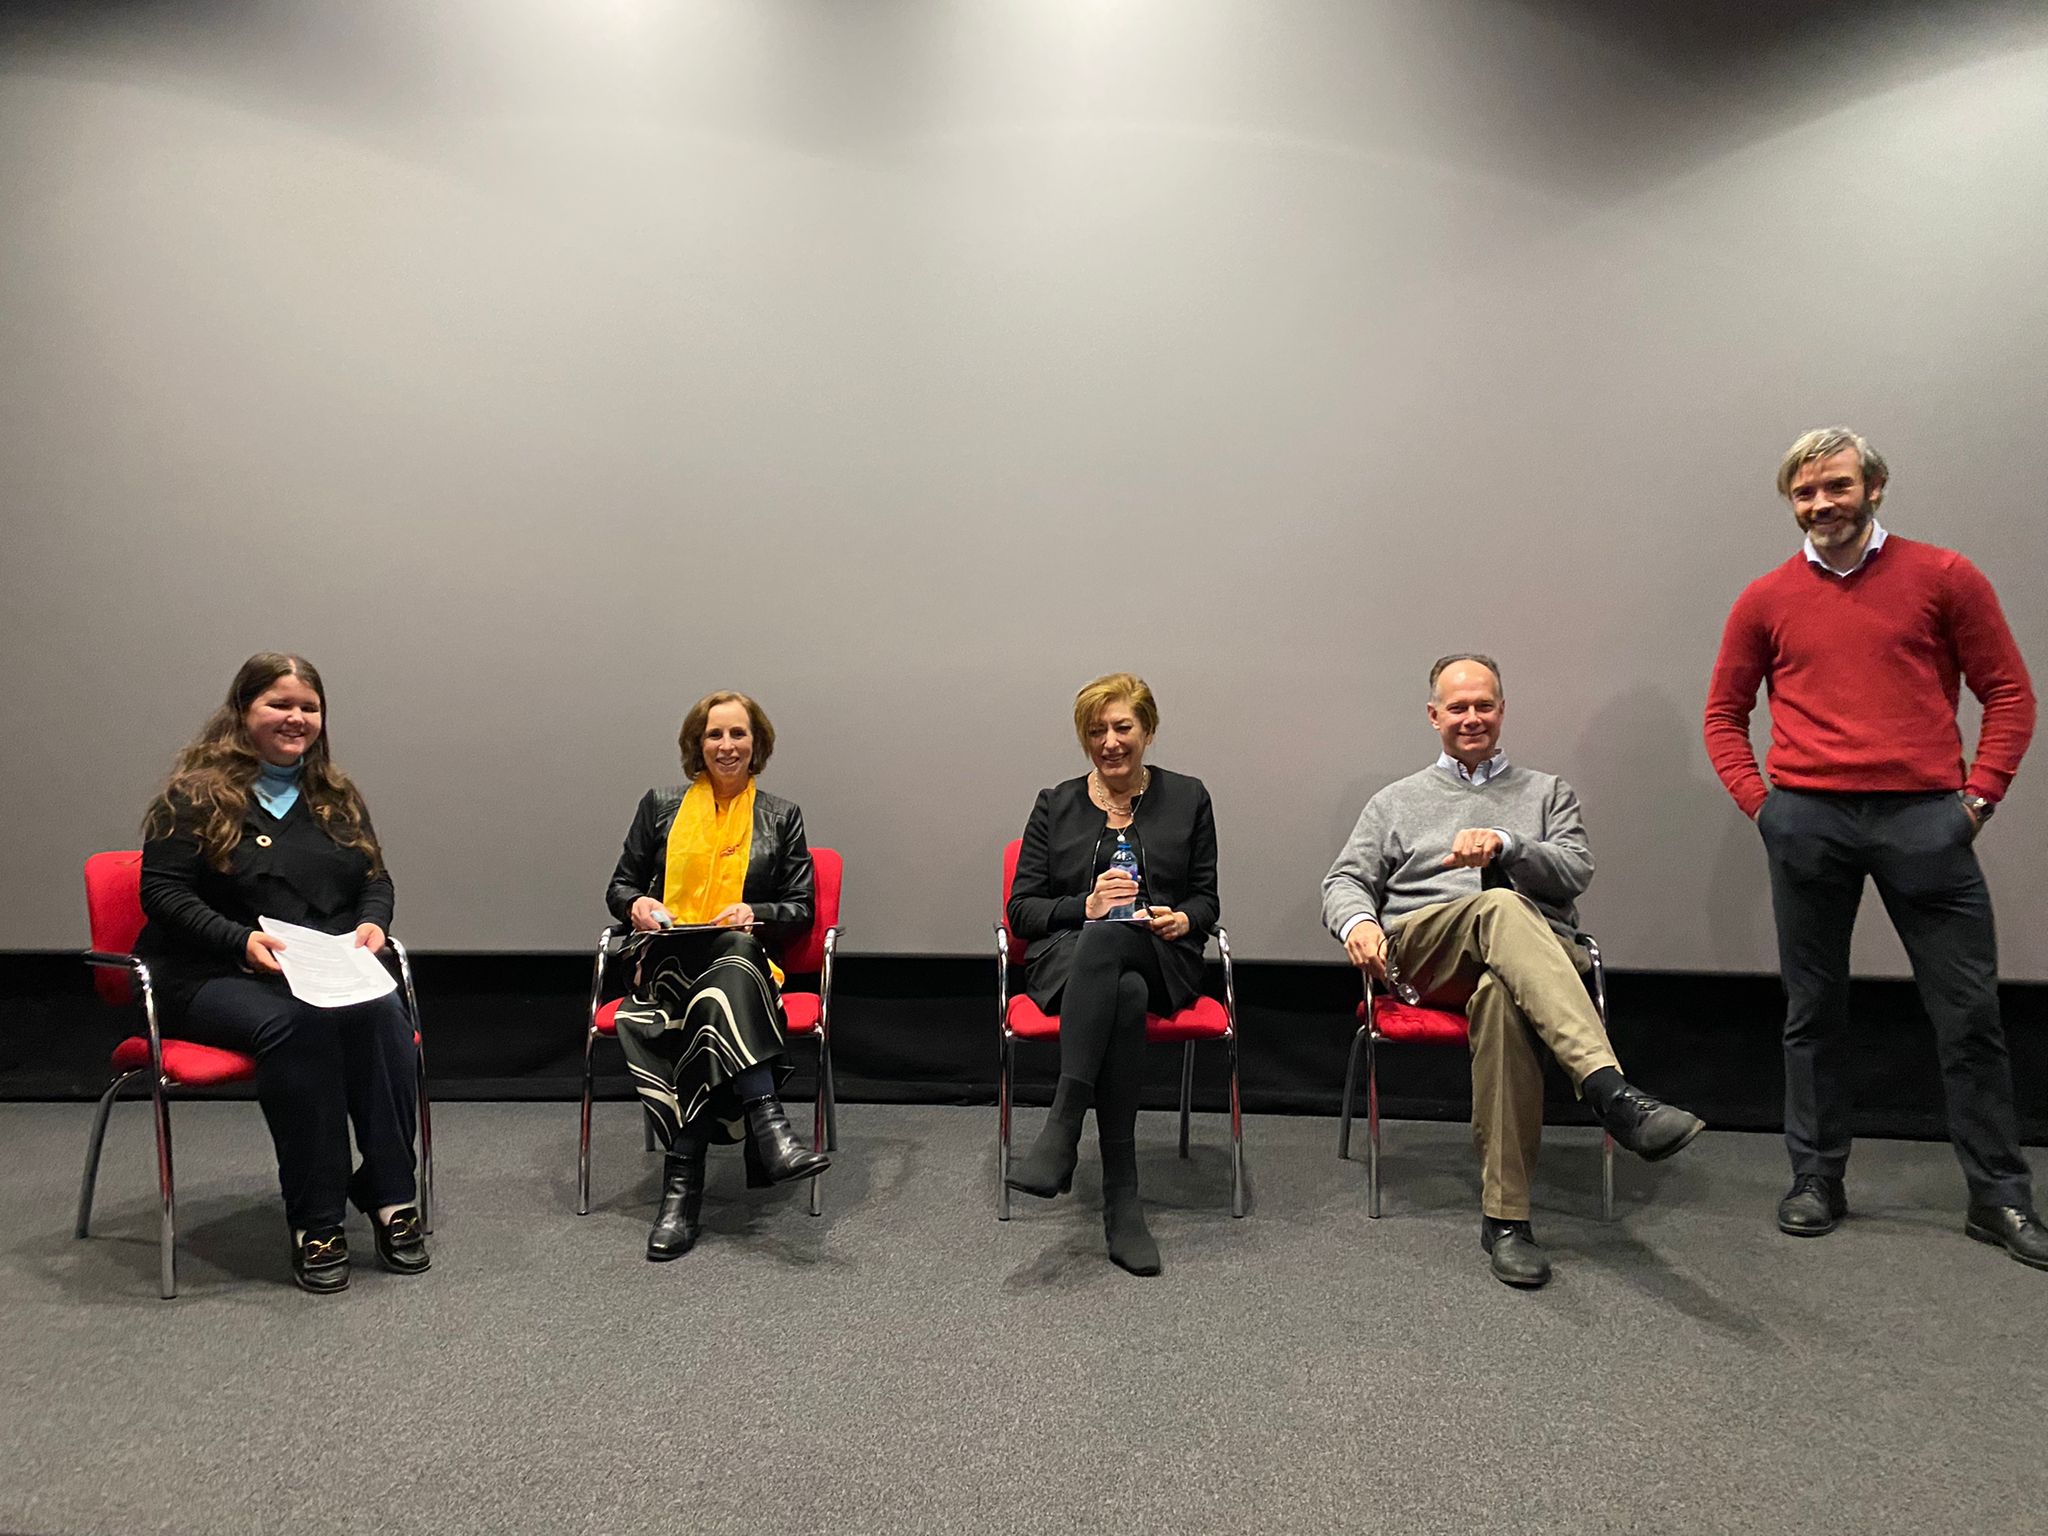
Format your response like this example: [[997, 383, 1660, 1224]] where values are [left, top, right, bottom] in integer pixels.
[[143, 652, 383, 875]]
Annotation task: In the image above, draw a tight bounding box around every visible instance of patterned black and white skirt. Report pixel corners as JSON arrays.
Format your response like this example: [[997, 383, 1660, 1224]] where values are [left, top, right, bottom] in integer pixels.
[[612, 929, 791, 1149]]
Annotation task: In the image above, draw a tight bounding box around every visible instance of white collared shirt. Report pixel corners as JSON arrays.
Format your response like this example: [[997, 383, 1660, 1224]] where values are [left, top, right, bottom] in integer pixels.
[[1802, 518, 1888, 578]]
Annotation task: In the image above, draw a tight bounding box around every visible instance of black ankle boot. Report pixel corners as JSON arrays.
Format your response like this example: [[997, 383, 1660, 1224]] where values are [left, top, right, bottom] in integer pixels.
[[743, 1096, 830, 1184], [1005, 1076, 1092, 1199], [647, 1140, 706, 1261], [1099, 1139, 1162, 1276]]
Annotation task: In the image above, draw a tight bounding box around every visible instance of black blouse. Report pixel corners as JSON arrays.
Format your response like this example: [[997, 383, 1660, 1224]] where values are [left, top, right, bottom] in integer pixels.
[[136, 793, 394, 1016], [1005, 765, 1220, 1013]]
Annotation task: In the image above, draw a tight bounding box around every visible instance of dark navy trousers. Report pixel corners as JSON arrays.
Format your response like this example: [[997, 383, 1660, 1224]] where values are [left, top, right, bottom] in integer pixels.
[[1758, 788, 2030, 1207], [181, 976, 419, 1230]]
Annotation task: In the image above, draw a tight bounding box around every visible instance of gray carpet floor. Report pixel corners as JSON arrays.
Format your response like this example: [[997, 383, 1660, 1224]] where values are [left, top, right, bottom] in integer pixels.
[[1, 1100, 2043, 1536]]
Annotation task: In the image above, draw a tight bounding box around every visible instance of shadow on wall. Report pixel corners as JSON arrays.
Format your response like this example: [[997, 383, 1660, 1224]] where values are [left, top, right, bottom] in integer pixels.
[[1571, 683, 1775, 970]]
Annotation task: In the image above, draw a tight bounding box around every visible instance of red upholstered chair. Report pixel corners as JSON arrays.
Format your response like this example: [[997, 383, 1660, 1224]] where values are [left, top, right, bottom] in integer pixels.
[[1338, 929, 1614, 1220], [577, 847, 841, 1219], [996, 838, 1245, 1221], [75, 850, 434, 1299]]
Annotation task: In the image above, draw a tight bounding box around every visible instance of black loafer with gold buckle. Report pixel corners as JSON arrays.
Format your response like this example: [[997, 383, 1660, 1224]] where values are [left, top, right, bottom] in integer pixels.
[[369, 1205, 431, 1275], [291, 1226, 351, 1294]]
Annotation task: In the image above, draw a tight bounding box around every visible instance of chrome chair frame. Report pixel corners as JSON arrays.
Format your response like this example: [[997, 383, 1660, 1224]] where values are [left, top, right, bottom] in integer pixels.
[[577, 922, 839, 1219], [1339, 931, 1614, 1221], [995, 921, 1244, 1222], [76, 937, 433, 1300]]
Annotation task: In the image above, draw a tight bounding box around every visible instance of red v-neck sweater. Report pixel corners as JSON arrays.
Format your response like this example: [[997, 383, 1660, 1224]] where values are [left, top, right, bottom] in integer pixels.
[[1704, 535, 2035, 817]]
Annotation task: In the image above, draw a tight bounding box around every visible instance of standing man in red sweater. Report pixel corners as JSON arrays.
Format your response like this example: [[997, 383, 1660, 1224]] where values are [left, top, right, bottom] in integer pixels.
[[1705, 427, 2042, 1269]]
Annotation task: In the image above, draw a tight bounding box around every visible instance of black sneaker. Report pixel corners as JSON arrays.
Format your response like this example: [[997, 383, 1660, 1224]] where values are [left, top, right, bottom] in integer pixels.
[[1964, 1205, 2048, 1272], [1777, 1174, 1847, 1237], [1481, 1217, 1551, 1289], [1598, 1085, 1706, 1162], [291, 1226, 350, 1294]]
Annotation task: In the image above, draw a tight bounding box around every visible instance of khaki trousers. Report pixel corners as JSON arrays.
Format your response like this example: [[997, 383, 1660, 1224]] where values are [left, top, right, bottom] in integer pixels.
[[1390, 888, 1620, 1221]]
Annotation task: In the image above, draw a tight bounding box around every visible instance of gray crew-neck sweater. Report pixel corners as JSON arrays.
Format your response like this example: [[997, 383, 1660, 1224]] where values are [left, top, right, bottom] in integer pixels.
[[1321, 763, 1593, 945]]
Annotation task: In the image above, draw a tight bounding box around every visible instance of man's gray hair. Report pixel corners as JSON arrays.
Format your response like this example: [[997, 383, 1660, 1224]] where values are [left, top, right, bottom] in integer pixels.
[[1428, 652, 1503, 698], [1776, 427, 1889, 499]]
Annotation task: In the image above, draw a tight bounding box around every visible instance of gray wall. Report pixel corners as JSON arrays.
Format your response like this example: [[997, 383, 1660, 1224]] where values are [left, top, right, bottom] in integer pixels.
[[3, 1, 2044, 972]]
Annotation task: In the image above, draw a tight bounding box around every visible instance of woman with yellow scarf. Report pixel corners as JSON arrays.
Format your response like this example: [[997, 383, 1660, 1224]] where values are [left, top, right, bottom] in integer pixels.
[[605, 690, 829, 1260]]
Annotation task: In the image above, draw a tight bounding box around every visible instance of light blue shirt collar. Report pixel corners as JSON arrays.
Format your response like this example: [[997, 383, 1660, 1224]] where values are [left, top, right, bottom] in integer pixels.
[[1802, 518, 1887, 578], [1436, 750, 1509, 786], [253, 759, 303, 819]]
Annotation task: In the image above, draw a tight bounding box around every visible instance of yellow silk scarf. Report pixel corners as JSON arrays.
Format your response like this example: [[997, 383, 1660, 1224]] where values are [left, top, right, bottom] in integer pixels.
[[661, 777, 781, 983]]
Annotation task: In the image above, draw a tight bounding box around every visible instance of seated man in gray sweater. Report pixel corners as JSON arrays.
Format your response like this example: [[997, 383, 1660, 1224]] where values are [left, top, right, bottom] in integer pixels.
[[1321, 653, 1705, 1288]]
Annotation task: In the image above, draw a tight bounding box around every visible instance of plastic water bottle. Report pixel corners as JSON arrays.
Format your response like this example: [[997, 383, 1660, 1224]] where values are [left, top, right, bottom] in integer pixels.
[[651, 905, 674, 929], [1105, 833, 1141, 920]]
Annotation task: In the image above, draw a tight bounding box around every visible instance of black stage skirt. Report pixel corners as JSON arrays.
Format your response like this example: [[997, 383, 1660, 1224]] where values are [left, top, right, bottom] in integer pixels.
[[612, 928, 791, 1149]]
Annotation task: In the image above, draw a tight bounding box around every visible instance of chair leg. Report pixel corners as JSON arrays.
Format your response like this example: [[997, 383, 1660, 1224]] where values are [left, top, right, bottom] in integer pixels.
[[577, 1027, 598, 1216], [415, 1044, 435, 1234], [1366, 1033, 1381, 1220], [1227, 1036, 1245, 1219], [152, 1077, 178, 1300], [1178, 1041, 1194, 1159], [75, 1071, 138, 1239], [1602, 1131, 1615, 1221], [822, 1034, 839, 1153], [1338, 1025, 1365, 1161], [996, 1037, 1013, 1222], [809, 1036, 826, 1219]]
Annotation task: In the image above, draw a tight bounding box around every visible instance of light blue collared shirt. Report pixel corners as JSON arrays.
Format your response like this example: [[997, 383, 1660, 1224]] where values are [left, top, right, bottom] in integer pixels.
[[1438, 750, 1508, 786], [1802, 518, 1887, 578]]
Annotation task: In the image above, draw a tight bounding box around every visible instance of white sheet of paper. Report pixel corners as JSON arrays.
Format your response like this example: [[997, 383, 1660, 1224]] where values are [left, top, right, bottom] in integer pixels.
[[257, 917, 399, 1009]]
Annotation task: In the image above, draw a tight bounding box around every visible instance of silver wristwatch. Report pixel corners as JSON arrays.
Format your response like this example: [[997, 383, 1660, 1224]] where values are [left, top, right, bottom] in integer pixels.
[[1961, 793, 1994, 823]]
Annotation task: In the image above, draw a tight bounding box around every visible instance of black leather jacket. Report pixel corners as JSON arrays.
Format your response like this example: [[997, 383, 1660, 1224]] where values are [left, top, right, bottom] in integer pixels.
[[606, 784, 815, 958]]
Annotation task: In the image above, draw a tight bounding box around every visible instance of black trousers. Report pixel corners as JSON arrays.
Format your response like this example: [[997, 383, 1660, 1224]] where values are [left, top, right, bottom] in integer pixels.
[[181, 976, 420, 1230], [1048, 922, 1172, 1140], [1758, 788, 2030, 1207]]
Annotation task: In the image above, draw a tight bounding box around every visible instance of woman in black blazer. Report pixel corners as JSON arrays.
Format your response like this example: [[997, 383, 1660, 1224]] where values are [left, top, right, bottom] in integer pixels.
[[1004, 672, 1219, 1276], [605, 689, 828, 1261], [136, 653, 425, 1294]]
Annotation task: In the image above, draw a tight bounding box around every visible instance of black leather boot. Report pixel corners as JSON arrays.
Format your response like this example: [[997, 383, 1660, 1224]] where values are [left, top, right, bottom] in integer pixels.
[[647, 1139, 706, 1261], [743, 1096, 830, 1184], [1005, 1075, 1092, 1199]]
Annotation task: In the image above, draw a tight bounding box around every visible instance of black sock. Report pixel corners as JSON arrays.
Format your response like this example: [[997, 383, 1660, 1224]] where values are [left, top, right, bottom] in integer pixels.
[[1580, 1066, 1626, 1117]]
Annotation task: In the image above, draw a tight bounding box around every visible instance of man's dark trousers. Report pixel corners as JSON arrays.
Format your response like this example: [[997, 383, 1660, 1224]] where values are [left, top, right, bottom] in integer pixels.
[[1758, 787, 2031, 1206]]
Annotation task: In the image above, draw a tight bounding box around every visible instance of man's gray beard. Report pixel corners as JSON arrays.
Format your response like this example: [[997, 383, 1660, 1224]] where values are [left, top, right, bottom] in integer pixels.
[[1811, 503, 1874, 548]]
